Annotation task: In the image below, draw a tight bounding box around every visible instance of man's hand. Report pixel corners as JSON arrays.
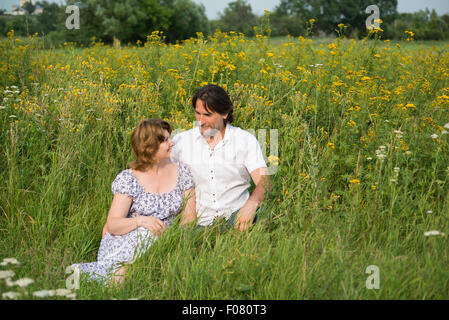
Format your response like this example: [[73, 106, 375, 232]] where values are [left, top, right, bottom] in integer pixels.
[[235, 200, 259, 231], [234, 168, 271, 231]]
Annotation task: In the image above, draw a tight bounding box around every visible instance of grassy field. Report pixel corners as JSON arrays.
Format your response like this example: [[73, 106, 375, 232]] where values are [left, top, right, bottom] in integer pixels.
[[1, 29, 449, 299]]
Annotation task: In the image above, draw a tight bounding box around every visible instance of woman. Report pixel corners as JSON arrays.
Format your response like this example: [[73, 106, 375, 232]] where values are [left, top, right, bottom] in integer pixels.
[[71, 119, 196, 285]]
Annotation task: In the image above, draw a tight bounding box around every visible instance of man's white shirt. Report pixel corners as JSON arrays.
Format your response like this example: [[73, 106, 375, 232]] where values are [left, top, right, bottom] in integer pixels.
[[171, 124, 267, 226]]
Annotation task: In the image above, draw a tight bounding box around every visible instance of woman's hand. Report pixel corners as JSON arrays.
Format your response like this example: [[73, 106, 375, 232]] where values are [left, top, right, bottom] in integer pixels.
[[137, 216, 167, 237]]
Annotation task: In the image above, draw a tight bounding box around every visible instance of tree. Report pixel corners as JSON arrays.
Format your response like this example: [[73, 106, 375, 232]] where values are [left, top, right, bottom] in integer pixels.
[[35, 1, 64, 35], [272, 0, 398, 37], [217, 0, 258, 36], [78, 0, 171, 44], [163, 0, 210, 42], [23, 1, 37, 15]]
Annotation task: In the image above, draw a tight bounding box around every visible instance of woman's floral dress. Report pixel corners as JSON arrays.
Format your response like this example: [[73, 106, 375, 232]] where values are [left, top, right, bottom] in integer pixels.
[[70, 162, 194, 283]]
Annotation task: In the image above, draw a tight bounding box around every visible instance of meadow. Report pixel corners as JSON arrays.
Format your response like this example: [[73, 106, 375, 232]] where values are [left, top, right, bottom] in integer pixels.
[[1, 27, 449, 299]]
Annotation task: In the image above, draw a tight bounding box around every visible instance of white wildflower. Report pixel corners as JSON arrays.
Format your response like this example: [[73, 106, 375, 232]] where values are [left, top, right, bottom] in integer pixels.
[[426, 210, 433, 214], [0, 106, 6, 110], [6, 277, 15, 286], [393, 167, 400, 173], [96, 118, 102, 121], [444, 122, 449, 129], [394, 129, 403, 138], [441, 130, 448, 135], [12, 277, 34, 288], [367, 157, 372, 160], [431, 134, 438, 139], [66, 293, 77, 299], [10, 85, 18, 89], [375, 146, 387, 161], [424, 230, 445, 237], [1, 258, 21, 266], [55, 288, 72, 296], [0, 270, 15, 279], [9, 115, 17, 118], [33, 290, 56, 298], [2, 291, 22, 299]]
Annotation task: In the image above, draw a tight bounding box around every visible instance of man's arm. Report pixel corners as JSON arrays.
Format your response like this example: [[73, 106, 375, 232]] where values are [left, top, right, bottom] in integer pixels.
[[180, 187, 196, 226], [235, 167, 271, 231]]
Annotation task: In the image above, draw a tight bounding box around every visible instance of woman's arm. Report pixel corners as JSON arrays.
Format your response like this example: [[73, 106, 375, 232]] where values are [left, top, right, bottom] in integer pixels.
[[106, 194, 166, 237], [105, 194, 138, 236], [180, 187, 196, 226]]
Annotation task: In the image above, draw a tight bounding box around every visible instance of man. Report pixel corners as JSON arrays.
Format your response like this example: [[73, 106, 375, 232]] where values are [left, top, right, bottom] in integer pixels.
[[171, 84, 270, 231]]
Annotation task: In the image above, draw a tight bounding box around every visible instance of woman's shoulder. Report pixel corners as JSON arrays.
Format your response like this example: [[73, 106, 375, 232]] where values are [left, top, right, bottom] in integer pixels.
[[175, 161, 191, 173], [114, 168, 134, 181], [175, 161, 194, 190], [111, 168, 138, 196]]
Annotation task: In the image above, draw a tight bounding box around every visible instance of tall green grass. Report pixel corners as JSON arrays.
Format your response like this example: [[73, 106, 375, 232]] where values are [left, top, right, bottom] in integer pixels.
[[1, 31, 448, 299]]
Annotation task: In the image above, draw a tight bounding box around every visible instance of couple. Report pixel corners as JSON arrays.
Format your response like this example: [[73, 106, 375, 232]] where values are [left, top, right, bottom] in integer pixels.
[[72, 84, 270, 285]]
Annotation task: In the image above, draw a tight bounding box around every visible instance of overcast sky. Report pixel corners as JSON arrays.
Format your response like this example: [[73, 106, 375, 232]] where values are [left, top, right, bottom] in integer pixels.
[[1, 0, 449, 18], [196, 0, 449, 19]]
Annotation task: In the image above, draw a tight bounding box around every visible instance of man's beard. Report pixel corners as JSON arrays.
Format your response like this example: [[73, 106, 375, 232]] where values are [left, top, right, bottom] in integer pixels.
[[201, 126, 222, 140]]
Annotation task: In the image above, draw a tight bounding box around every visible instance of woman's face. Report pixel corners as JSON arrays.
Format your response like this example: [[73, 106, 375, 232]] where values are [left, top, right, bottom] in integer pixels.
[[153, 130, 174, 162]]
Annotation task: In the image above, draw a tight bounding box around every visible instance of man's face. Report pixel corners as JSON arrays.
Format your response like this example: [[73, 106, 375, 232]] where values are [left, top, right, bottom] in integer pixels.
[[195, 99, 227, 137]]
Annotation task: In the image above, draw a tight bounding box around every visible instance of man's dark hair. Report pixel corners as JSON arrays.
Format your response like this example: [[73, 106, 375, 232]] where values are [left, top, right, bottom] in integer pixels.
[[192, 84, 234, 124]]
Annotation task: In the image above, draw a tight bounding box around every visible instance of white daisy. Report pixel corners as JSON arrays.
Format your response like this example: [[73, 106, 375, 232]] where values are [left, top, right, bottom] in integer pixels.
[[55, 288, 72, 296], [431, 134, 438, 139], [424, 230, 445, 237], [33, 290, 56, 298], [1, 257, 21, 266], [13, 277, 34, 288], [0, 270, 15, 279], [66, 292, 77, 299], [2, 291, 22, 299]]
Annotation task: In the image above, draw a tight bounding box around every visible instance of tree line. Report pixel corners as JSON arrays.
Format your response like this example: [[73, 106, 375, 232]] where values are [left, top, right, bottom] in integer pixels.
[[1, 0, 448, 45]]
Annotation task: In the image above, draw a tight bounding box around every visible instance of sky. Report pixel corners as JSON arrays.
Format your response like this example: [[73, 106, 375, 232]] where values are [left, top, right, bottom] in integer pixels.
[[1, 0, 449, 18]]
